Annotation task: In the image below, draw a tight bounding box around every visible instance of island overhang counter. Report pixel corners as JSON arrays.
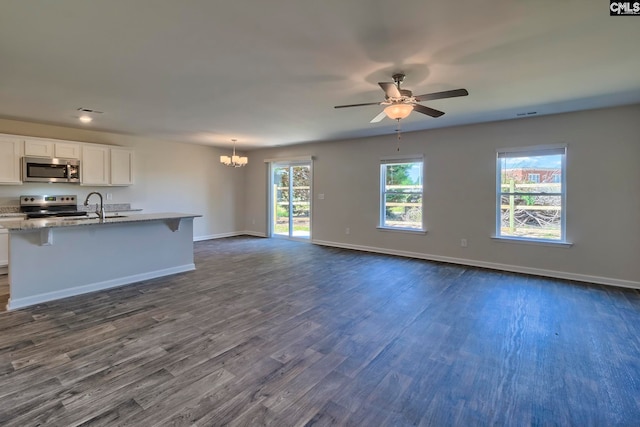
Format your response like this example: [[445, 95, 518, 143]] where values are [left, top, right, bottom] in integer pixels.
[[2, 212, 201, 310]]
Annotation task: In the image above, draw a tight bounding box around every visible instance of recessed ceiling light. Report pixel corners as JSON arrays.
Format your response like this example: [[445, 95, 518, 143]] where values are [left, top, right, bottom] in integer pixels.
[[76, 107, 103, 124]]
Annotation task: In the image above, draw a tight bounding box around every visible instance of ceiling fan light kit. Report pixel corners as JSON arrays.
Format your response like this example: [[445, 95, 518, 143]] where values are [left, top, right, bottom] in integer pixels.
[[384, 103, 413, 120], [334, 73, 468, 124]]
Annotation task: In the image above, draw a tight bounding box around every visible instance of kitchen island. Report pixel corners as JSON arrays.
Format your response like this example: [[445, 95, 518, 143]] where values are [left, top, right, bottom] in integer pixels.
[[2, 212, 201, 310]]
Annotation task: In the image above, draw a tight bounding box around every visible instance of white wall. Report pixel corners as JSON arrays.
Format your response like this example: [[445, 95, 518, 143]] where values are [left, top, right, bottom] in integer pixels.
[[3, 105, 638, 288], [0, 119, 245, 240], [243, 105, 640, 287]]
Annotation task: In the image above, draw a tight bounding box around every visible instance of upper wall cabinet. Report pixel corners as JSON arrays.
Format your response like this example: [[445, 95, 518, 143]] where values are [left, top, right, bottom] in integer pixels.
[[110, 148, 134, 186], [24, 138, 81, 159], [0, 133, 134, 186], [81, 145, 110, 186], [0, 136, 23, 184], [81, 145, 134, 186], [24, 138, 53, 157], [54, 142, 81, 159]]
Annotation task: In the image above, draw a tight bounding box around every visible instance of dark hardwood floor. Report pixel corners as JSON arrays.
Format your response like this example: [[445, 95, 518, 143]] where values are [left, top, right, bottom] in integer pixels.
[[0, 236, 639, 426]]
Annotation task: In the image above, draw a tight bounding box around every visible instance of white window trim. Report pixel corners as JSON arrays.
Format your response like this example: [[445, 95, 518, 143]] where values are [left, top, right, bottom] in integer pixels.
[[496, 143, 567, 155], [268, 159, 313, 241], [264, 155, 314, 163], [491, 235, 573, 247], [377, 226, 427, 234], [495, 145, 570, 244], [379, 155, 426, 233]]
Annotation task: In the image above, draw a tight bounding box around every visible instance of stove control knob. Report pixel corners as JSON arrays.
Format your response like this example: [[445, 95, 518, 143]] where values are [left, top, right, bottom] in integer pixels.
[[30, 198, 34, 202]]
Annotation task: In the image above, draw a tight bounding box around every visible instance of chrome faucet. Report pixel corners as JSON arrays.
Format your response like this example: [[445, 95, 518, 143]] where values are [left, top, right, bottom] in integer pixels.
[[84, 192, 105, 221]]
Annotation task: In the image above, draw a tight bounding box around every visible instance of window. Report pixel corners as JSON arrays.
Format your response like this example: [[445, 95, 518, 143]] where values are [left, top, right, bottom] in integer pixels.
[[497, 146, 566, 241], [527, 173, 540, 183], [380, 158, 424, 230]]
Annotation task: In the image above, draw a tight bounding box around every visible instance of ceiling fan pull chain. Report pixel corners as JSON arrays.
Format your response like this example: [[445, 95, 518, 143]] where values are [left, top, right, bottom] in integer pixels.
[[396, 118, 402, 151]]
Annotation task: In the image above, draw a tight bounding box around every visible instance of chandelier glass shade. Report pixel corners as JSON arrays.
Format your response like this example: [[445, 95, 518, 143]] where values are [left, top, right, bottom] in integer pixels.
[[220, 140, 248, 168], [384, 103, 413, 120]]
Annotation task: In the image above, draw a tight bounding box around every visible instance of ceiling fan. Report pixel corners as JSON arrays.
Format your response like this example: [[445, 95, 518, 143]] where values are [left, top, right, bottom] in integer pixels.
[[334, 73, 469, 123]]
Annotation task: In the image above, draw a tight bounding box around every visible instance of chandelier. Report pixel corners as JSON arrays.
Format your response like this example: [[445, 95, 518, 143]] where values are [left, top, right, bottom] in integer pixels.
[[220, 139, 248, 168]]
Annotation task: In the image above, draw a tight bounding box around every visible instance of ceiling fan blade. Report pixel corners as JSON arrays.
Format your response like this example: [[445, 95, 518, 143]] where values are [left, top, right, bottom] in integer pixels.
[[369, 111, 387, 123], [413, 104, 445, 118], [414, 88, 469, 102], [334, 101, 381, 109], [379, 82, 401, 98]]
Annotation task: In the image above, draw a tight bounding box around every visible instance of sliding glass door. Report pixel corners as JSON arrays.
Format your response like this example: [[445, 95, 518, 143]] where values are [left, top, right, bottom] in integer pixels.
[[271, 161, 311, 239]]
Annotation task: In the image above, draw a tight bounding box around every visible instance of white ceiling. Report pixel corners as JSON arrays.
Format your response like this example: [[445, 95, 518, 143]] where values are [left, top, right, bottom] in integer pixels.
[[1, 1, 639, 150]]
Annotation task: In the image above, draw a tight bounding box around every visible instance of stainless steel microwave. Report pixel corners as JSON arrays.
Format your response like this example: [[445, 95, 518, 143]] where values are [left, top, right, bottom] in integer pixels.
[[22, 157, 81, 183]]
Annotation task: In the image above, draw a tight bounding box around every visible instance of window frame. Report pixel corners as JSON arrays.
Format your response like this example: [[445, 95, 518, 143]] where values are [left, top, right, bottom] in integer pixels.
[[378, 155, 425, 233], [495, 145, 568, 244]]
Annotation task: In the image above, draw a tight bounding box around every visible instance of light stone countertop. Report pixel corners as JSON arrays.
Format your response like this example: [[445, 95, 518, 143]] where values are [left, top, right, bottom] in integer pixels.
[[0, 213, 26, 219], [0, 212, 201, 231]]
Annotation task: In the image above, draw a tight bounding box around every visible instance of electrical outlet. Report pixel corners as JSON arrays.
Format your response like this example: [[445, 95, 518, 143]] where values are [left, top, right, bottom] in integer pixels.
[[461, 238, 468, 248], [318, 193, 325, 200], [252, 218, 256, 225], [345, 227, 350, 235], [106, 193, 113, 201]]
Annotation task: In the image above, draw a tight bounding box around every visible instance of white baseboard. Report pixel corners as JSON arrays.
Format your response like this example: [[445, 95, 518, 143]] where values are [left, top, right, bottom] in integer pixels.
[[194, 231, 245, 241], [7, 264, 195, 311], [241, 230, 267, 238], [194, 231, 267, 241], [312, 239, 640, 290]]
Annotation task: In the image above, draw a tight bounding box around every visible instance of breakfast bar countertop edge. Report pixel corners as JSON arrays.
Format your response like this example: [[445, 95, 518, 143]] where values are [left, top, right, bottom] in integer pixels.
[[0, 212, 202, 231]]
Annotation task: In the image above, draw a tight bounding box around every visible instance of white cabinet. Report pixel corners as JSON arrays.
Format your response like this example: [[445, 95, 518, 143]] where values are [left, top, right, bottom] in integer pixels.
[[82, 145, 134, 186], [0, 218, 17, 271], [24, 139, 54, 157], [25, 138, 81, 159], [81, 145, 110, 186], [110, 148, 134, 186], [0, 229, 7, 271], [54, 142, 81, 159], [0, 133, 134, 186], [0, 136, 23, 184]]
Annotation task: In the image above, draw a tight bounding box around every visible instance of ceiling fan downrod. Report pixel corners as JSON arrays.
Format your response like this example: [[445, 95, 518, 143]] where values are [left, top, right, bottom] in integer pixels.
[[392, 73, 405, 89]]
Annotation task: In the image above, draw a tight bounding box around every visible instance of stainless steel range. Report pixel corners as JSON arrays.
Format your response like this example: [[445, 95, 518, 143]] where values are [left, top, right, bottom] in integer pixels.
[[20, 195, 88, 219]]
